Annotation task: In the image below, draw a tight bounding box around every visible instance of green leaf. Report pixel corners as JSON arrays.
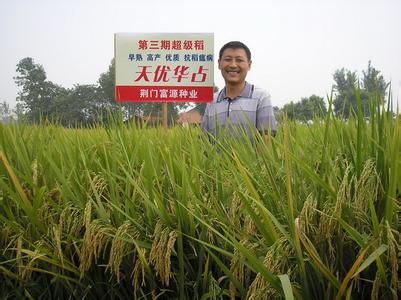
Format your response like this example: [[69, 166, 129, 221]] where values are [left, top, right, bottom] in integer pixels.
[[352, 244, 388, 278], [278, 274, 294, 300]]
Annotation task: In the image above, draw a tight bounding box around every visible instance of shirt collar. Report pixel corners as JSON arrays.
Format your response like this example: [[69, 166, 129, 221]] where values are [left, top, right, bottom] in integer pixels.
[[217, 82, 252, 102]]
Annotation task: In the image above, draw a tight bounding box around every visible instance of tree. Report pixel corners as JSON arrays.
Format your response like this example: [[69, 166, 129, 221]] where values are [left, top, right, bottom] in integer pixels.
[[13, 103, 26, 122], [51, 84, 101, 126], [273, 106, 281, 123], [14, 57, 119, 126], [14, 57, 67, 123], [362, 61, 388, 101], [300, 95, 327, 120], [281, 95, 327, 121], [281, 101, 298, 121], [332, 61, 388, 118], [0, 101, 11, 123], [96, 58, 122, 122]]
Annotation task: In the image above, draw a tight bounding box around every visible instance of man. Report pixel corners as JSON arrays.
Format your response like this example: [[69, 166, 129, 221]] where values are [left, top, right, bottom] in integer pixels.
[[201, 41, 277, 140]]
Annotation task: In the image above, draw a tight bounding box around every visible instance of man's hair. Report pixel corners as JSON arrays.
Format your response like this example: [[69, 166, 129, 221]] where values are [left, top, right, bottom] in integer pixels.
[[219, 41, 252, 61]]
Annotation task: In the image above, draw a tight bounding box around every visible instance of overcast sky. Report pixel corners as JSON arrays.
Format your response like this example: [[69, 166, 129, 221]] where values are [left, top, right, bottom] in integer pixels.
[[1, 0, 400, 109]]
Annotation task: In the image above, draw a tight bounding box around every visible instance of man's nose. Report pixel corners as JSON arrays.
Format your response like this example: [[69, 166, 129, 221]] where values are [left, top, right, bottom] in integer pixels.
[[228, 59, 237, 67]]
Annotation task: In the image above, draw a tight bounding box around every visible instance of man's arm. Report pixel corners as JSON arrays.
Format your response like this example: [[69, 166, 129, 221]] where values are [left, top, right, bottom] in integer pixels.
[[255, 89, 277, 138]]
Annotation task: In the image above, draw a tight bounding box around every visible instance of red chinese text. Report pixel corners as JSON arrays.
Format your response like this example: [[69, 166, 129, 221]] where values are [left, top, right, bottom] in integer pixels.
[[134, 65, 209, 83], [137, 39, 205, 50]]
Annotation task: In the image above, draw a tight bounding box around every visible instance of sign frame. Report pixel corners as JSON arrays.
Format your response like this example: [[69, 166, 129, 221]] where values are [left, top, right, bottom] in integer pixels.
[[114, 32, 214, 103]]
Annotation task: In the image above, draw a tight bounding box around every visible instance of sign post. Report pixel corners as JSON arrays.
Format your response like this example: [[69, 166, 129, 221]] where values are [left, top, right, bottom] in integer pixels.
[[162, 102, 168, 129], [114, 33, 214, 127]]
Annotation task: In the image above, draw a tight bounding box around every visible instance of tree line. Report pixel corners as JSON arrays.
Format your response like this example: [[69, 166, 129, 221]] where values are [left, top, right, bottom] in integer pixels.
[[279, 61, 389, 122], [0, 58, 389, 125], [7, 58, 188, 126]]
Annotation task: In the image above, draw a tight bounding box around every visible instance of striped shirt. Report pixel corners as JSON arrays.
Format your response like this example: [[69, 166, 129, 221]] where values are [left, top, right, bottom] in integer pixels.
[[201, 82, 277, 139]]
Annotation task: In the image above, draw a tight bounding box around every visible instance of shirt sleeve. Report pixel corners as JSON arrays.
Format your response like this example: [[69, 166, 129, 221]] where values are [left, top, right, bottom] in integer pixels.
[[256, 90, 277, 135]]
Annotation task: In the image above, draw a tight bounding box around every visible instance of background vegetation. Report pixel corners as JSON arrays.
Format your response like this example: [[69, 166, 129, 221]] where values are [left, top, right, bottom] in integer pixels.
[[0, 58, 389, 126]]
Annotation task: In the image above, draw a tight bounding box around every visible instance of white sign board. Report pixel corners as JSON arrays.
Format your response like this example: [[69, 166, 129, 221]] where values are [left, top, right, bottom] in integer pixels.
[[115, 33, 214, 102]]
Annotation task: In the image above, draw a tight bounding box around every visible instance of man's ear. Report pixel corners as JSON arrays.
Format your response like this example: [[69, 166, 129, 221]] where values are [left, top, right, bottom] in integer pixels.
[[248, 60, 252, 70], [218, 59, 221, 70]]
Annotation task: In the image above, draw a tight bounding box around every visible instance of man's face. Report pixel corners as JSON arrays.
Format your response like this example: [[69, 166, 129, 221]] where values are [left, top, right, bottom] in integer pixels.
[[218, 48, 252, 86]]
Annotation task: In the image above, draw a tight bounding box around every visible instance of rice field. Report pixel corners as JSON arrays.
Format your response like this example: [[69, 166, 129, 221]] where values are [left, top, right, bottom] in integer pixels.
[[0, 97, 400, 299]]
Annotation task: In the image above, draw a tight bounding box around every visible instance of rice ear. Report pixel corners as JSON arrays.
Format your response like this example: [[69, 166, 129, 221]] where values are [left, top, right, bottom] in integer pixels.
[[149, 221, 176, 286], [107, 222, 131, 282]]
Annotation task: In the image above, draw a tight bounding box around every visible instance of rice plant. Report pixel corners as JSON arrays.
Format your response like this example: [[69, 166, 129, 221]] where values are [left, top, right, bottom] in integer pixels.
[[0, 91, 400, 299]]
